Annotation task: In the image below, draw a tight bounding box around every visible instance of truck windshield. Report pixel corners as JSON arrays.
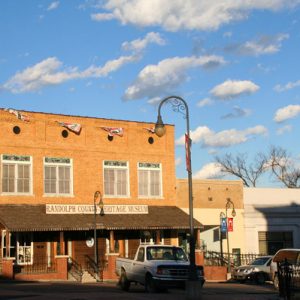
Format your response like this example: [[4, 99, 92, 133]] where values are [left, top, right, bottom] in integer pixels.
[[146, 247, 188, 261]]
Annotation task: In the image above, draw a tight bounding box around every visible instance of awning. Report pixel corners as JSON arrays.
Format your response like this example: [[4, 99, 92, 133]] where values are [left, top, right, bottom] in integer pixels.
[[0, 204, 203, 232]]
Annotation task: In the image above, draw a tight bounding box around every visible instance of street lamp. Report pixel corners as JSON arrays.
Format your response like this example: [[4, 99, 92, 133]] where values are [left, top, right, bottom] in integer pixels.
[[154, 96, 197, 282], [225, 197, 236, 273], [94, 190, 104, 280]]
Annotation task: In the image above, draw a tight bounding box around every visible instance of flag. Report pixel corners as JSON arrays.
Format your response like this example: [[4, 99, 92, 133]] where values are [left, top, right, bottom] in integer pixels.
[[185, 133, 191, 172], [101, 127, 124, 137], [143, 127, 155, 134], [4, 108, 30, 122], [220, 217, 227, 232], [57, 122, 81, 134], [227, 218, 233, 232]]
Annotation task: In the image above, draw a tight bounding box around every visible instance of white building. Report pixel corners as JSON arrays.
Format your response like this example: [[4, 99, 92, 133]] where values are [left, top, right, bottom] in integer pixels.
[[244, 188, 300, 254]]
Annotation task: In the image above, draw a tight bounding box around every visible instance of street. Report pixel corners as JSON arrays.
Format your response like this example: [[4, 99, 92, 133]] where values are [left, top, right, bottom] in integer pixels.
[[0, 280, 280, 300]]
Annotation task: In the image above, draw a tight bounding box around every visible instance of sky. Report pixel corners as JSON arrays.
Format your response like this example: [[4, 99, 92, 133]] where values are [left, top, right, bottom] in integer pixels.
[[1, 0, 300, 187]]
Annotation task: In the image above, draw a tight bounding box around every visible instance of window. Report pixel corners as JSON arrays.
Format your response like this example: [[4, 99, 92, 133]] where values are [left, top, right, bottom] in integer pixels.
[[258, 231, 293, 255], [103, 161, 129, 197], [1, 231, 32, 265], [44, 157, 73, 195], [17, 233, 33, 265], [1, 154, 32, 194], [1, 230, 16, 258], [138, 162, 162, 198], [137, 248, 144, 262]]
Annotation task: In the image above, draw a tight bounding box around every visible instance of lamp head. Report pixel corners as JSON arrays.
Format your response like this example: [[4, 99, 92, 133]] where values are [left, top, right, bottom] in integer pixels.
[[231, 208, 236, 217], [99, 198, 105, 216], [155, 115, 166, 137]]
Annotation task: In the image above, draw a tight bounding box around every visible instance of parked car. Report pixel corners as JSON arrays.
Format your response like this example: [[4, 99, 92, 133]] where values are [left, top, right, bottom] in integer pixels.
[[270, 248, 300, 289], [231, 255, 273, 284], [115, 244, 205, 292]]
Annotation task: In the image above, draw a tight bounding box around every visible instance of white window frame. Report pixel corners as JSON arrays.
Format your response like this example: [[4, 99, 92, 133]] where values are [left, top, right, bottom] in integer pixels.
[[1, 230, 16, 258], [1, 154, 32, 195], [103, 160, 129, 198], [16, 232, 33, 265], [138, 162, 162, 198], [43, 157, 73, 196]]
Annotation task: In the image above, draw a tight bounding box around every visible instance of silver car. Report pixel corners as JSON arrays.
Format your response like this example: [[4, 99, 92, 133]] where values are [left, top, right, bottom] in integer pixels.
[[232, 256, 273, 284]]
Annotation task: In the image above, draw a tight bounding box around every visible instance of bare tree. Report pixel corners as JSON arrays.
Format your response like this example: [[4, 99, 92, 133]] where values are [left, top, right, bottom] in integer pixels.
[[267, 146, 300, 188], [215, 153, 268, 187]]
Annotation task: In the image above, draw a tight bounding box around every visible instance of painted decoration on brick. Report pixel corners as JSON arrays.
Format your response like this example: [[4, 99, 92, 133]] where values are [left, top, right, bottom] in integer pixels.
[[143, 127, 155, 134], [57, 121, 82, 134], [4, 108, 30, 122], [101, 126, 124, 137]]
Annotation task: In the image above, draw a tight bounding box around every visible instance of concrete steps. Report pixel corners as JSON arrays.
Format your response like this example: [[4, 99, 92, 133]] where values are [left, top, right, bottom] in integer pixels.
[[81, 270, 97, 283]]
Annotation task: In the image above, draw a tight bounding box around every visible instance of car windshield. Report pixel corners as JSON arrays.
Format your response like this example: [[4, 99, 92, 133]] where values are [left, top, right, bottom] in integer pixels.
[[249, 257, 270, 266], [146, 247, 188, 261]]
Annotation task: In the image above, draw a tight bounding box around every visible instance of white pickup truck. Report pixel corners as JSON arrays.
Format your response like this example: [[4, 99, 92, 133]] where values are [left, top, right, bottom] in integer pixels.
[[115, 244, 205, 292]]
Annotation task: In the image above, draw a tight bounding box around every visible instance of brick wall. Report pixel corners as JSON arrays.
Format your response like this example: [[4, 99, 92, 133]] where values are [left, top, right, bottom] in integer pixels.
[[0, 110, 176, 206]]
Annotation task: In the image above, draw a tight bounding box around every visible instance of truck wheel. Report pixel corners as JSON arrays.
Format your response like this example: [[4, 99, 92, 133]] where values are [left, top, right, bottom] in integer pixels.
[[120, 271, 130, 291], [145, 274, 157, 293]]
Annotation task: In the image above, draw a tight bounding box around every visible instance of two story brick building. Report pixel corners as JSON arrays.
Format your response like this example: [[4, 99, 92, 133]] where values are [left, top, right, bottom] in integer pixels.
[[0, 109, 202, 281]]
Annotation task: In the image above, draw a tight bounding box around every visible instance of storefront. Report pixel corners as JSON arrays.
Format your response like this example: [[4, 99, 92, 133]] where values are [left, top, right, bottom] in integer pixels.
[[0, 204, 202, 281]]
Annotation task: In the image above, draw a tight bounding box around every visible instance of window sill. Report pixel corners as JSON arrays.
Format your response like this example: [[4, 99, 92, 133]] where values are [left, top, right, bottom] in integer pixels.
[[0, 193, 33, 196], [43, 194, 74, 197]]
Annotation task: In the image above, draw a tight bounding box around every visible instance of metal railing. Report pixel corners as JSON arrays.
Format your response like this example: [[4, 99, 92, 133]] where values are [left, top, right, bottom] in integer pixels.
[[204, 251, 262, 267], [68, 257, 83, 282], [277, 260, 300, 300], [85, 255, 108, 282], [14, 256, 57, 274]]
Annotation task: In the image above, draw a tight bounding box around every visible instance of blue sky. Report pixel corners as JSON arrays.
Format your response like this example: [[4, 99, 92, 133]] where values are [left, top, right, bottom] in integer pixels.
[[1, 0, 300, 187]]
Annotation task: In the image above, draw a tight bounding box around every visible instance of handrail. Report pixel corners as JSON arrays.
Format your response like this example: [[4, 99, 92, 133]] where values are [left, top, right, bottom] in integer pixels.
[[85, 255, 108, 281], [68, 257, 83, 282]]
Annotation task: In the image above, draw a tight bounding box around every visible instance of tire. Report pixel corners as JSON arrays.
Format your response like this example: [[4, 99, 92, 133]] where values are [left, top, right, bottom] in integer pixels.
[[119, 270, 130, 291], [255, 272, 265, 285], [273, 274, 279, 290], [145, 274, 157, 293], [238, 279, 246, 284]]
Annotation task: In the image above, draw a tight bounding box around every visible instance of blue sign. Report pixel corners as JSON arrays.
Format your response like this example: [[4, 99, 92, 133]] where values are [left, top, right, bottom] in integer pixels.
[[220, 217, 227, 232]]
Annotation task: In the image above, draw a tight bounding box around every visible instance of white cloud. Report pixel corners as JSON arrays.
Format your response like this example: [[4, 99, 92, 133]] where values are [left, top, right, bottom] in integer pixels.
[[210, 79, 260, 99], [124, 55, 226, 100], [221, 106, 251, 119], [274, 105, 300, 122], [47, 1, 60, 11], [122, 32, 165, 52], [194, 162, 223, 179], [176, 125, 267, 148], [223, 31, 232, 38], [147, 97, 162, 105], [274, 79, 300, 92], [91, 0, 299, 31], [197, 97, 214, 107], [175, 157, 182, 166], [276, 125, 292, 135], [91, 13, 115, 21], [3, 55, 139, 93], [230, 33, 289, 56]]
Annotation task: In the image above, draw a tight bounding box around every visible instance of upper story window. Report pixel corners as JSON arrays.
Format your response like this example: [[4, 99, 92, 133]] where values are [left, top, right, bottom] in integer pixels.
[[103, 160, 129, 197], [138, 162, 162, 198], [1, 154, 32, 194], [44, 157, 73, 196]]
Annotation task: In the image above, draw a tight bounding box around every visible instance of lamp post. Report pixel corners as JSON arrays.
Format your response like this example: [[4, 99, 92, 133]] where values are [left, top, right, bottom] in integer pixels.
[[94, 190, 104, 280], [225, 197, 236, 273], [154, 96, 197, 282]]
